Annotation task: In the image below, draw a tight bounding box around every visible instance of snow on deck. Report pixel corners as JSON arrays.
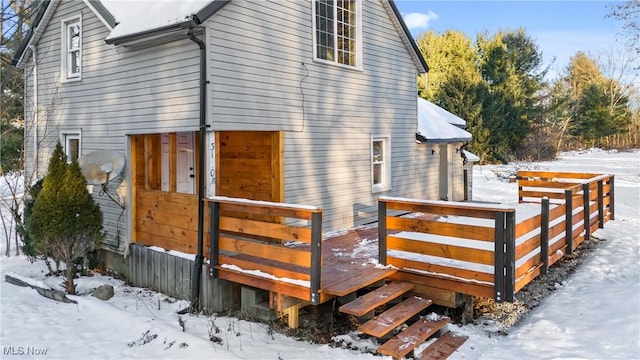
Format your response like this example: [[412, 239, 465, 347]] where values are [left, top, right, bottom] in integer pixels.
[[219, 264, 310, 288], [208, 196, 319, 211]]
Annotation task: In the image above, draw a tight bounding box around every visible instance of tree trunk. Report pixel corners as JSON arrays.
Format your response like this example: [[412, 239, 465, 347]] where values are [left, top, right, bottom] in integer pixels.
[[65, 262, 76, 295]]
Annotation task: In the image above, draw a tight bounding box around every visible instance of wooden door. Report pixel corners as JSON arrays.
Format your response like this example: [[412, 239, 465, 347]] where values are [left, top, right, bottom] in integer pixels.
[[177, 132, 195, 194]]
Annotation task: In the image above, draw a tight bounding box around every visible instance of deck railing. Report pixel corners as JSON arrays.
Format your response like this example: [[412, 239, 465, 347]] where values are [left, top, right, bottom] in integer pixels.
[[379, 171, 614, 302], [206, 196, 324, 305], [377, 197, 516, 302], [514, 171, 614, 292]]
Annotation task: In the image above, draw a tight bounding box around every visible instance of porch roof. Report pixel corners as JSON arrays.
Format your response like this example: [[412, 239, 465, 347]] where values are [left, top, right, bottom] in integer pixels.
[[416, 97, 472, 144]]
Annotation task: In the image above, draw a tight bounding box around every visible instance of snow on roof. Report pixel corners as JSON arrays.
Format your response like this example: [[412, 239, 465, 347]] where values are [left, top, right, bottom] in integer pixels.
[[463, 150, 480, 162], [417, 97, 472, 142], [103, 0, 211, 41]]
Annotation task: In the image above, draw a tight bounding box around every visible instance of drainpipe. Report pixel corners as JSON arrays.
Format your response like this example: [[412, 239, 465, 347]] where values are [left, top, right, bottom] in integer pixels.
[[186, 25, 208, 311], [28, 45, 39, 175]]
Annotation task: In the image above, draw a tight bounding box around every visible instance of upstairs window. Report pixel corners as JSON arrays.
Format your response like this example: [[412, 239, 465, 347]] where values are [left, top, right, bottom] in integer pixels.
[[61, 15, 82, 81], [372, 136, 391, 193], [313, 0, 361, 68]]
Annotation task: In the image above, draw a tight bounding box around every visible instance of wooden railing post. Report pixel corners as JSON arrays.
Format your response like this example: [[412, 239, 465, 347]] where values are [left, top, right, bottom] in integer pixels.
[[209, 201, 220, 278], [494, 212, 505, 302], [309, 211, 322, 305], [609, 176, 615, 220], [505, 211, 516, 302], [582, 183, 590, 241], [517, 176, 523, 203], [597, 180, 604, 228], [540, 197, 550, 275], [378, 200, 387, 266], [565, 189, 574, 255]]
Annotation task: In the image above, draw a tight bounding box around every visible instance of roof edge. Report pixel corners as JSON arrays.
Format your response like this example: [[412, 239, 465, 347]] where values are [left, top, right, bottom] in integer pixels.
[[416, 133, 471, 144], [387, 0, 429, 73], [105, 22, 187, 45], [11, 0, 54, 66], [85, 0, 117, 29], [195, 0, 230, 23], [105, 0, 230, 46]]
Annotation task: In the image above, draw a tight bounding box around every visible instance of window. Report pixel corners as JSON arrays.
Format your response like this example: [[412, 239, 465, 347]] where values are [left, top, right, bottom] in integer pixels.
[[371, 137, 390, 193], [61, 15, 82, 81], [313, 0, 361, 67], [62, 132, 81, 163]]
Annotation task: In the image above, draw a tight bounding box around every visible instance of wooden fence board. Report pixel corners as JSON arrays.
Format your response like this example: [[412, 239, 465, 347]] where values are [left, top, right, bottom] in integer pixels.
[[515, 234, 541, 259], [220, 216, 312, 243], [383, 201, 507, 219], [387, 235, 494, 265], [216, 202, 316, 220], [519, 179, 581, 189], [217, 269, 311, 301], [388, 256, 493, 283], [548, 246, 566, 267], [549, 221, 566, 239], [218, 254, 311, 281], [516, 255, 541, 278], [519, 190, 566, 200], [516, 214, 542, 238], [515, 263, 542, 292], [517, 170, 599, 179], [387, 217, 494, 242], [219, 236, 311, 267], [389, 271, 494, 299], [549, 204, 566, 220]]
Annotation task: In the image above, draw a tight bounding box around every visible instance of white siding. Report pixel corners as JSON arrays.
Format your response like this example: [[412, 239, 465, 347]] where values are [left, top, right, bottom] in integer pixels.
[[23, 1, 202, 253], [205, 0, 435, 231], [23, 0, 443, 242]]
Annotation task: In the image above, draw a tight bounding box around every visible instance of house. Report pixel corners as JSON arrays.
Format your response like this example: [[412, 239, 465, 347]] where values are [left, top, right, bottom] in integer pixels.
[[416, 97, 477, 201], [13, 0, 473, 311]]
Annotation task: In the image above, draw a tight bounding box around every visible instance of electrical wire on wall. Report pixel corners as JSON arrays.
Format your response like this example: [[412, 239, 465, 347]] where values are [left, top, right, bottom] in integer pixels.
[[99, 181, 125, 251], [297, 62, 309, 133]]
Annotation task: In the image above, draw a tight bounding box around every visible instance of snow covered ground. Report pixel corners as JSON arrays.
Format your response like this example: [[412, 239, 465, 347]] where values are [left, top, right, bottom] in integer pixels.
[[1, 149, 638, 359]]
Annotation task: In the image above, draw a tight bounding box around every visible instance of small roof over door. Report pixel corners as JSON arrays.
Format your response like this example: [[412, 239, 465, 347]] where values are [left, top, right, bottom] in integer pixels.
[[416, 97, 472, 143]]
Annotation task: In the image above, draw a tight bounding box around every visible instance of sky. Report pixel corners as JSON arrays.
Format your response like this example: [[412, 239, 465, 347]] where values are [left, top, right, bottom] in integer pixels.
[[393, 1, 626, 79]]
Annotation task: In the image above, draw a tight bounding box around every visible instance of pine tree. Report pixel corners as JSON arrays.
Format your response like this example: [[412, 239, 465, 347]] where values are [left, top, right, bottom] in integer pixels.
[[29, 142, 103, 294], [17, 179, 49, 262]]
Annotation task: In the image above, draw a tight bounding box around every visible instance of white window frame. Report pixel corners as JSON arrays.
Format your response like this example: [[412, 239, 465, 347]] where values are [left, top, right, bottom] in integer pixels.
[[371, 136, 391, 193], [60, 131, 82, 163], [311, 0, 363, 69], [60, 14, 82, 82]]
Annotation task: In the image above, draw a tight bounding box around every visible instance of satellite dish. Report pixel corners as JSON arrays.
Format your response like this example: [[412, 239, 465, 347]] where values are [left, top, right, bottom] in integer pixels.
[[79, 150, 125, 185]]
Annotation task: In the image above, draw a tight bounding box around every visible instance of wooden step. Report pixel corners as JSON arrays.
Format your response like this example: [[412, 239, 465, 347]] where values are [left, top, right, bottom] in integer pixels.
[[377, 317, 450, 359], [417, 331, 468, 360], [321, 267, 397, 297], [358, 296, 432, 338], [339, 282, 414, 317]]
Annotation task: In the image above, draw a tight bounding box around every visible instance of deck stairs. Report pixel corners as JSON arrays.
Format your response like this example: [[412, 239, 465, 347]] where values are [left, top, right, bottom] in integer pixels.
[[337, 281, 467, 359]]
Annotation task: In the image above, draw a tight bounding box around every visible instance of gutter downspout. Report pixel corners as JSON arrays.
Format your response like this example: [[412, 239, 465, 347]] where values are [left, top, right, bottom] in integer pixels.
[[186, 25, 208, 311], [28, 45, 38, 175]]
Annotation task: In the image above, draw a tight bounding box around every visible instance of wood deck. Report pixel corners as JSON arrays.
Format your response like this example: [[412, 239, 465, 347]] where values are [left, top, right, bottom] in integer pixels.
[[319, 226, 395, 297], [210, 170, 614, 313], [216, 225, 395, 304]]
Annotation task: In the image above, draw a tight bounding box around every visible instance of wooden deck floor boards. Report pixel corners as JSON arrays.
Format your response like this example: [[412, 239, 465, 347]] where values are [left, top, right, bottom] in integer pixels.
[[217, 225, 390, 303]]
